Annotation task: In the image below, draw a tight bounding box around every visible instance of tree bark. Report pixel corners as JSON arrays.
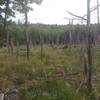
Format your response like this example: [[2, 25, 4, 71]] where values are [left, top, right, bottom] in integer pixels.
[[87, 0, 92, 93], [25, 0, 30, 60], [40, 34, 43, 61], [97, 0, 99, 24]]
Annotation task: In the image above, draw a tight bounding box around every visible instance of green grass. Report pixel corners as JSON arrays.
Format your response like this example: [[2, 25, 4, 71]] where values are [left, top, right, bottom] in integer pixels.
[[0, 45, 100, 100]]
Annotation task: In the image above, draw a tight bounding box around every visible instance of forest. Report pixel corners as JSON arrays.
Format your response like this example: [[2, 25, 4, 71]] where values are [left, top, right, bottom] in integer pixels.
[[0, 0, 100, 100]]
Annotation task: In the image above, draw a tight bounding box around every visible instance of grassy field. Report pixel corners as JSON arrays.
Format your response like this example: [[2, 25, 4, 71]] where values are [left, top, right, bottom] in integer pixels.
[[0, 45, 100, 100]]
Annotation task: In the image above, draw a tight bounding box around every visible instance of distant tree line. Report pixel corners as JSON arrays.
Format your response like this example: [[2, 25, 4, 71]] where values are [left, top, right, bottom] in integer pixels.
[[0, 23, 100, 47], [0, 0, 100, 60]]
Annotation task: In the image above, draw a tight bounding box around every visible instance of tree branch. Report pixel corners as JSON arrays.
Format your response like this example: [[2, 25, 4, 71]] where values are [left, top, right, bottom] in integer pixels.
[[66, 5, 100, 21], [83, 5, 100, 17], [67, 11, 87, 20]]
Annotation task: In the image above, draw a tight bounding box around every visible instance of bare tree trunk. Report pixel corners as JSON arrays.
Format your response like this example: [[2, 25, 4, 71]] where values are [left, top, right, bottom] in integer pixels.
[[25, 0, 30, 60], [40, 34, 43, 61], [6, 32, 10, 53], [97, 0, 99, 24], [25, 28, 30, 60], [16, 41, 19, 61], [69, 20, 73, 48], [10, 38, 14, 55], [96, 0, 100, 46], [87, 0, 92, 93]]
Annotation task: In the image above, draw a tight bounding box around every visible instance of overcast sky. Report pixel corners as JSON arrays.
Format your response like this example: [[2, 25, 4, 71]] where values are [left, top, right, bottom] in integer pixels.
[[15, 0, 100, 25]]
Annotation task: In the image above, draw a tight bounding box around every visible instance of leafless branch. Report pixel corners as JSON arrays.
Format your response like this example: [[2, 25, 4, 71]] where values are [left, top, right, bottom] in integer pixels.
[[83, 5, 100, 17], [66, 5, 100, 21], [67, 11, 87, 20]]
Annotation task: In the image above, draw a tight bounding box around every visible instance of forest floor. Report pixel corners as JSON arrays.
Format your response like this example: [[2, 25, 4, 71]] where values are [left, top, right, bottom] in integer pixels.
[[0, 45, 100, 100]]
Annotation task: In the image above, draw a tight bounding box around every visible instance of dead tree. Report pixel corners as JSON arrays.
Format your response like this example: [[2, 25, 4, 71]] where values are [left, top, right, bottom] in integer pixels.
[[69, 20, 73, 47], [66, 0, 93, 93], [40, 34, 44, 61], [87, 0, 92, 93], [96, 0, 100, 45], [97, 0, 100, 24], [24, 8, 30, 60]]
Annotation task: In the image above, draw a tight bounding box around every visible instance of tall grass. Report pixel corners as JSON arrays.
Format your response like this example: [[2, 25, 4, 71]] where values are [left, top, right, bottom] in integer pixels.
[[0, 45, 100, 100]]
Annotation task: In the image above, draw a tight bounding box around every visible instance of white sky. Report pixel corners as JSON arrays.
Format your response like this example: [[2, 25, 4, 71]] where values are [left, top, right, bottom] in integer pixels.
[[15, 0, 100, 25]]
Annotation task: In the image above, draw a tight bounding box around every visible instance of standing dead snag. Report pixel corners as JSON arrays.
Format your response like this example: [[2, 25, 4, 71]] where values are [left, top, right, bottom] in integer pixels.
[[96, 0, 100, 46], [40, 33, 44, 61], [24, 1, 30, 60], [97, 0, 99, 24], [66, 0, 93, 93], [87, 0, 92, 93], [83, 53, 88, 80]]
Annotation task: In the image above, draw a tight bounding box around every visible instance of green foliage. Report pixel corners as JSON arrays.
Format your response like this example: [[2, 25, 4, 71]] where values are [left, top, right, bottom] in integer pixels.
[[0, 45, 100, 99], [13, 0, 43, 14], [0, 0, 15, 19]]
